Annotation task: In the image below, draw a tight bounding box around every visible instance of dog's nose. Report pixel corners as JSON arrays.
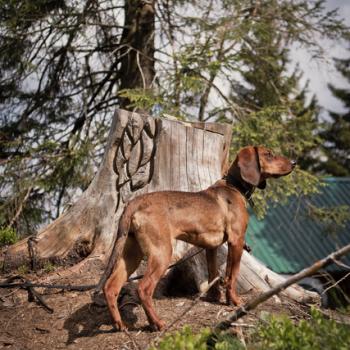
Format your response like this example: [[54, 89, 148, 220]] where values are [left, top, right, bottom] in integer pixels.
[[291, 160, 297, 167]]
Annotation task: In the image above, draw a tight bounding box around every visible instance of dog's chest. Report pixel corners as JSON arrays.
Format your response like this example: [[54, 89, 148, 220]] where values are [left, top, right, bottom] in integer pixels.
[[174, 215, 227, 248], [176, 229, 226, 248]]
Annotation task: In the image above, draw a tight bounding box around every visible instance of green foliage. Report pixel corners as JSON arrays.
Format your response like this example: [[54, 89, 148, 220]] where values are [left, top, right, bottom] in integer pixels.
[[152, 310, 350, 350], [150, 326, 244, 350], [17, 264, 29, 275], [118, 89, 165, 114], [210, 332, 245, 350], [0, 140, 95, 236], [150, 327, 210, 350], [225, 4, 323, 217], [338, 305, 350, 316], [0, 0, 110, 235], [231, 105, 320, 218], [0, 0, 65, 30], [0, 226, 18, 246], [254, 308, 350, 350], [305, 54, 350, 175], [251, 168, 320, 219], [43, 261, 56, 273]]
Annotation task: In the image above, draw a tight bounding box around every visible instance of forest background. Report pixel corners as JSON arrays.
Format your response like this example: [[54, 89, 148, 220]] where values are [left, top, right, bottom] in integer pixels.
[[1, 0, 350, 243]]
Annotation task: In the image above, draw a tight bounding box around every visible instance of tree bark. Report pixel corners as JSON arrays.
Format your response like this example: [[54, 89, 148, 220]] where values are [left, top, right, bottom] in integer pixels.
[[2, 108, 318, 304]]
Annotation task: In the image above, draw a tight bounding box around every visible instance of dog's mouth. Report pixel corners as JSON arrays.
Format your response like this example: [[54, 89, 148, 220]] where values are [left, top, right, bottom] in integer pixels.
[[261, 158, 297, 179], [267, 165, 295, 178]]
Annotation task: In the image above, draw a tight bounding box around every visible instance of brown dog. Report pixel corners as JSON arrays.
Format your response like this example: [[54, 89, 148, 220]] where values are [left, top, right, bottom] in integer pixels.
[[102, 146, 296, 331]]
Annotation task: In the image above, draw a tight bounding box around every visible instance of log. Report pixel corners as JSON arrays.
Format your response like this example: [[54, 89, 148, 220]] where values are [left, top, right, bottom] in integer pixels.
[[165, 245, 319, 304], [1, 109, 318, 305]]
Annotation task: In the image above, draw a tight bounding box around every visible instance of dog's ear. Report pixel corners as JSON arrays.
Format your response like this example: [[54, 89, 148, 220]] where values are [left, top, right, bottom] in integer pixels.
[[237, 147, 261, 186]]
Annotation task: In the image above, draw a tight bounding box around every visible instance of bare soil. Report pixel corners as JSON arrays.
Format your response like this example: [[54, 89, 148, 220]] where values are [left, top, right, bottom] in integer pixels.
[[0, 269, 312, 350]]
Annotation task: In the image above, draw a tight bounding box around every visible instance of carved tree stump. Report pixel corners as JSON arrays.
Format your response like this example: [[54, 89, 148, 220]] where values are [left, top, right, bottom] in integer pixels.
[[2, 109, 231, 269], [2, 109, 319, 304]]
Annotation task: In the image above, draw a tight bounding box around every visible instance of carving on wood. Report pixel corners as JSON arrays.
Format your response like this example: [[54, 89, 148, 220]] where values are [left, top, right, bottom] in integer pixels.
[[113, 113, 160, 211]]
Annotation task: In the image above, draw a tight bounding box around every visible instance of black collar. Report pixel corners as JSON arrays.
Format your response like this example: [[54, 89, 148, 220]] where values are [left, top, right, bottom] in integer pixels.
[[223, 146, 261, 207], [223, 173, 256, 207]]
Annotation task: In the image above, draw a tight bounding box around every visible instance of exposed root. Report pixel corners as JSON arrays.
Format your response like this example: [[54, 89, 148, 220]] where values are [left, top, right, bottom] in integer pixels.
[[2, 237, 96, 273]]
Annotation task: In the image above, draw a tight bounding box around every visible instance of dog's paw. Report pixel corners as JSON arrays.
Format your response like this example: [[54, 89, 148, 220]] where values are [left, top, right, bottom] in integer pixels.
[[226, 293, 242, 307], [226, 299, 242, 307], [151, 319, 166, 332], [114, 321, 127, 332]]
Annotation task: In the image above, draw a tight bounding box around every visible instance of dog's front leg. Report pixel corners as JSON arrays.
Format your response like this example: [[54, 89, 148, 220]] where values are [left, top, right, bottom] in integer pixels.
[[225, 237, 244, 306], [204, 248, 222, 302]]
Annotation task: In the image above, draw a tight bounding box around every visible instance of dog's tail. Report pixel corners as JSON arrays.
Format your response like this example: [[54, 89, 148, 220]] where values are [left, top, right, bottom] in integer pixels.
[[95, 205, 133, 293]]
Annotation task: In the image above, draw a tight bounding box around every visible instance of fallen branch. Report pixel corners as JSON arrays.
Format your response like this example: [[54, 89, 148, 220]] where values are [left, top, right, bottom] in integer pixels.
[[1, 276, 55, 313], [27, 285, 54, 313], [1, 248, 206, 291], [0, 281, 96, 291], [215, 243, 350, 331]]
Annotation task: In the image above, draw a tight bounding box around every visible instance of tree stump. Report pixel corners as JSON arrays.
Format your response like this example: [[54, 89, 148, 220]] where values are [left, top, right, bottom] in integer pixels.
[[2, 109, 231, 269], [2, 109, 319, 304]]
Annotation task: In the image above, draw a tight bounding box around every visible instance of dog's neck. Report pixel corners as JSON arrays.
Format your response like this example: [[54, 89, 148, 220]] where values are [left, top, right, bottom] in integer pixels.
[[223, 169, 255, 207]]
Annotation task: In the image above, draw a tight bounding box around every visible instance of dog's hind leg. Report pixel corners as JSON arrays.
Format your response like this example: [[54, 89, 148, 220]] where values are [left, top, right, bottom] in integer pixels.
[[104, 235, 143, 331], [137, 240, 172, 331]]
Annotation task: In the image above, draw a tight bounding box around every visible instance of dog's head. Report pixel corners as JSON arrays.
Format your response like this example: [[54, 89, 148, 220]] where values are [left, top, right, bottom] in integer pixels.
[[229, 146, 296, 189]]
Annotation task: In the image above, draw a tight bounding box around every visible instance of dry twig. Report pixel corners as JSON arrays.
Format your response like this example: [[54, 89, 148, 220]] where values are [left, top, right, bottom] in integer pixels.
[[322, 270, 350, 295]]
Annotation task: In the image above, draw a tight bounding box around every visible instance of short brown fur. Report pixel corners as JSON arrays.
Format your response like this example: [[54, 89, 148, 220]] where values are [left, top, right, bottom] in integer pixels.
[[103, 146, 296, 331]]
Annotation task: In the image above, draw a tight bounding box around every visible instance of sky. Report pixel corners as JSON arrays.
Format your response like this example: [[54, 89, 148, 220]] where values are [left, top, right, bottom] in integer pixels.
[[294, 0, 350, 115]]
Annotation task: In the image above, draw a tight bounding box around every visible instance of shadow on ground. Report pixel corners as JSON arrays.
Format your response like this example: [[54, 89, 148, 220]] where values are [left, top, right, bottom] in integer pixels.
[[64, 295, 143, 345]]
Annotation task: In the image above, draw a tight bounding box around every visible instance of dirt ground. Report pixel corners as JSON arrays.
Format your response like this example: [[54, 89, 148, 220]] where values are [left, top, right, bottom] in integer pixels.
[[0, 268, 315, 350]]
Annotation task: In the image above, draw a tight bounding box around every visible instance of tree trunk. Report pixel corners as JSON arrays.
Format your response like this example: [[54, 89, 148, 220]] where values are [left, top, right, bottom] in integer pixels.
[[118, 0, 155, 111], [2, 108, 318, 304]]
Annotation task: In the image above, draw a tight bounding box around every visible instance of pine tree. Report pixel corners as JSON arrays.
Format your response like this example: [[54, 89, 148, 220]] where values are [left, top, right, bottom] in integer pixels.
[[0, 0, 155, 236], [318, 56, 350, 176], [221, 1, 321, 215]]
